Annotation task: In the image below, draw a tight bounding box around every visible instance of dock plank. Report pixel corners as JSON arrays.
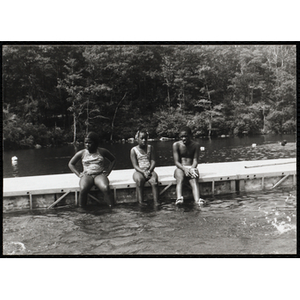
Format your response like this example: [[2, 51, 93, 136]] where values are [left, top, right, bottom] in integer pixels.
[[3, 158, 296, 197]]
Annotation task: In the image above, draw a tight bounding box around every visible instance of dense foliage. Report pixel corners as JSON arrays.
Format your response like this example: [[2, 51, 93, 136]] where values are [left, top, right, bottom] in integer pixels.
[[2, 44, 296, 149]]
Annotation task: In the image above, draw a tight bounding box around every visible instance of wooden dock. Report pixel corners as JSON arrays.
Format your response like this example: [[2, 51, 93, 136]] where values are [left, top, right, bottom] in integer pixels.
[[3, 158, 296, 212]]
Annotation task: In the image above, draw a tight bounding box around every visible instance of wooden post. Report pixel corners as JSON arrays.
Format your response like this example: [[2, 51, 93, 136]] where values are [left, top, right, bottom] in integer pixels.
[[114, 188, 117, 203], [239, 180, 245, 192], [271, 174, 289, 189], [293, 174, 296, 186], [159, 183, 173, 195], [29, 194, 33, 209], [88, 193, 102, 204], [75, 191, 78, 206], [47, 191, 71, 209], [230, 180, 235, 192], [211, 181, 215, 195]]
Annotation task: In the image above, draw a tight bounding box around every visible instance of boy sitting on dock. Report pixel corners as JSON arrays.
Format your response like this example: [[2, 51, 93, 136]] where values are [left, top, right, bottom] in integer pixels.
[[68, 132, 116, 207], [173, 126, 204, 205], [130, 129, 159, 205]]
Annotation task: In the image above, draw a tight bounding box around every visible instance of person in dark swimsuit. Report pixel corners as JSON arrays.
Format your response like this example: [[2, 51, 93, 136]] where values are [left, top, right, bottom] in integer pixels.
[[68, 132, 116, 207], [130, 129, 159, 205]]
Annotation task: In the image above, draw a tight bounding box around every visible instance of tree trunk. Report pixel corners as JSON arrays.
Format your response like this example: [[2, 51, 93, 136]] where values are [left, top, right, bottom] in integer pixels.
[[167, 86, 170, 108], [262, 105, 266, 134], [110, 92, 127, 141], [86, 97, 89, 134], [73, 110, 77, 144]]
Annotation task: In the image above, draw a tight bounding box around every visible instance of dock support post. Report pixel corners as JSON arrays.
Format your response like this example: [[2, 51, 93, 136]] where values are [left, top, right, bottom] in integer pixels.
[[159, 183, 173, 196], [29, 194, 33, 209], [230, 180, 235, 192], [47, 191, 71, 209], [293, 174, 296, 186], [75, 191, 78, 206], [113, 188, 117, 203], [239, 180, 245, 192], [261, 177, 265, 190], [212, 181, 215, 195], [271, 174, 289, 189], [88, 193, 102, 204]]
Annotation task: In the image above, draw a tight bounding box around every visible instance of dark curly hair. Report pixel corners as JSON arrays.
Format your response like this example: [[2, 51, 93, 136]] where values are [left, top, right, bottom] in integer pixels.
[[179, 126, 192, 136], [86, 131, 99, 146]]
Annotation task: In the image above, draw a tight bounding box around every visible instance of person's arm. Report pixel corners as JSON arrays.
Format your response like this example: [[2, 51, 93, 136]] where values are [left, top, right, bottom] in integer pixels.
[[191, 142, 200, 168], [68, 150, 84, 177], [148, 145, 156, 173], [101, 148, 116, 176], [130, 148, 149, 179], [173, 142, 183, 170], [188, 142, 200, 178]]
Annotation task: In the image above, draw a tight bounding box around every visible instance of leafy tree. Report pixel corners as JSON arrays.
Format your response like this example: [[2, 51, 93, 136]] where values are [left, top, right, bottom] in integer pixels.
[[2, 44, 296, 150]]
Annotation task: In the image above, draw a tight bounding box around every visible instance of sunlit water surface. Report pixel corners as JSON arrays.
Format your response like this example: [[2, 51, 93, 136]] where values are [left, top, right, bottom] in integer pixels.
[[3, 188, 296, 255]]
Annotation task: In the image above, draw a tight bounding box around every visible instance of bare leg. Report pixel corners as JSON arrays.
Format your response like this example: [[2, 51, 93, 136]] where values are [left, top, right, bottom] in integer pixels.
[[133, 172, 146, 204], [149, 172, 159, 205], [174, 168, 185, 203], [79, 175, 94, 207], [189, 178, 200, 202], [94, 174, 113, 207]]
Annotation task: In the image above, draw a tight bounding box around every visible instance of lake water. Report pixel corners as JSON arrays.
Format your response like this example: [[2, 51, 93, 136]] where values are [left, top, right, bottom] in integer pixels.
[[3, 134, 297, 178], [3, 134, 297, 255], [3, 188, 296, 255]]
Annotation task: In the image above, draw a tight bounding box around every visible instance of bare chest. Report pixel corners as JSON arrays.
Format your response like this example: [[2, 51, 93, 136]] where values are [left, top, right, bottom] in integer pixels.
[[179, 144, 195, 158]]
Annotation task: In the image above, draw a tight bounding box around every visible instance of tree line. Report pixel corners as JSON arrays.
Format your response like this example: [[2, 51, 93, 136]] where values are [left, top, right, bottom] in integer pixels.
[[2, 44, 296, 149]]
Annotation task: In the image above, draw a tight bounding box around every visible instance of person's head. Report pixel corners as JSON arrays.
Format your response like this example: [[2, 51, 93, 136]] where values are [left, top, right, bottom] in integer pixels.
[[178, 126, 193, 145], [84, 131, 99, 152], [135, 129, 149, 148]]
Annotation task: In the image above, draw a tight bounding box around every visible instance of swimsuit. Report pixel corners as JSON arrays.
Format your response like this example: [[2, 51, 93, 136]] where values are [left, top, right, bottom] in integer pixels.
[[82, 148, 105, 176], [133, 145, 157, 184], [133, 145, 151, 171]]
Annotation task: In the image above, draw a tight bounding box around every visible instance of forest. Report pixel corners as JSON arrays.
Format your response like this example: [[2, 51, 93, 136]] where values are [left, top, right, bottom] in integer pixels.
[[2, 44, 296, 150]]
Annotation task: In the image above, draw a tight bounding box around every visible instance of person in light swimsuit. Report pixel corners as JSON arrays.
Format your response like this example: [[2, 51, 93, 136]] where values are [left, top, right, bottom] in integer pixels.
[[68, 132, 116, 207], [173, 126, 204, 205], [130, 129, 159, 205]]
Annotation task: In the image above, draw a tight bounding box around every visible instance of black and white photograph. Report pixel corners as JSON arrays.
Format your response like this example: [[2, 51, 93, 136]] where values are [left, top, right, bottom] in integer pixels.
[[2, 43, 297, 256]]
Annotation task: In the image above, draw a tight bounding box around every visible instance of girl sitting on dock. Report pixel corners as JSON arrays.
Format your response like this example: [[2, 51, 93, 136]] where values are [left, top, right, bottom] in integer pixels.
[[68, 132, 116, 207], [130, 129, 159, 205]]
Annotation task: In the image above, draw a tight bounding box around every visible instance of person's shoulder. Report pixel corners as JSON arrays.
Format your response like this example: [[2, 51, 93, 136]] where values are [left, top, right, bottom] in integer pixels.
[[77, 149, 86, 155], [75, 149, 85, 158], [173, 140, 180, 147]]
